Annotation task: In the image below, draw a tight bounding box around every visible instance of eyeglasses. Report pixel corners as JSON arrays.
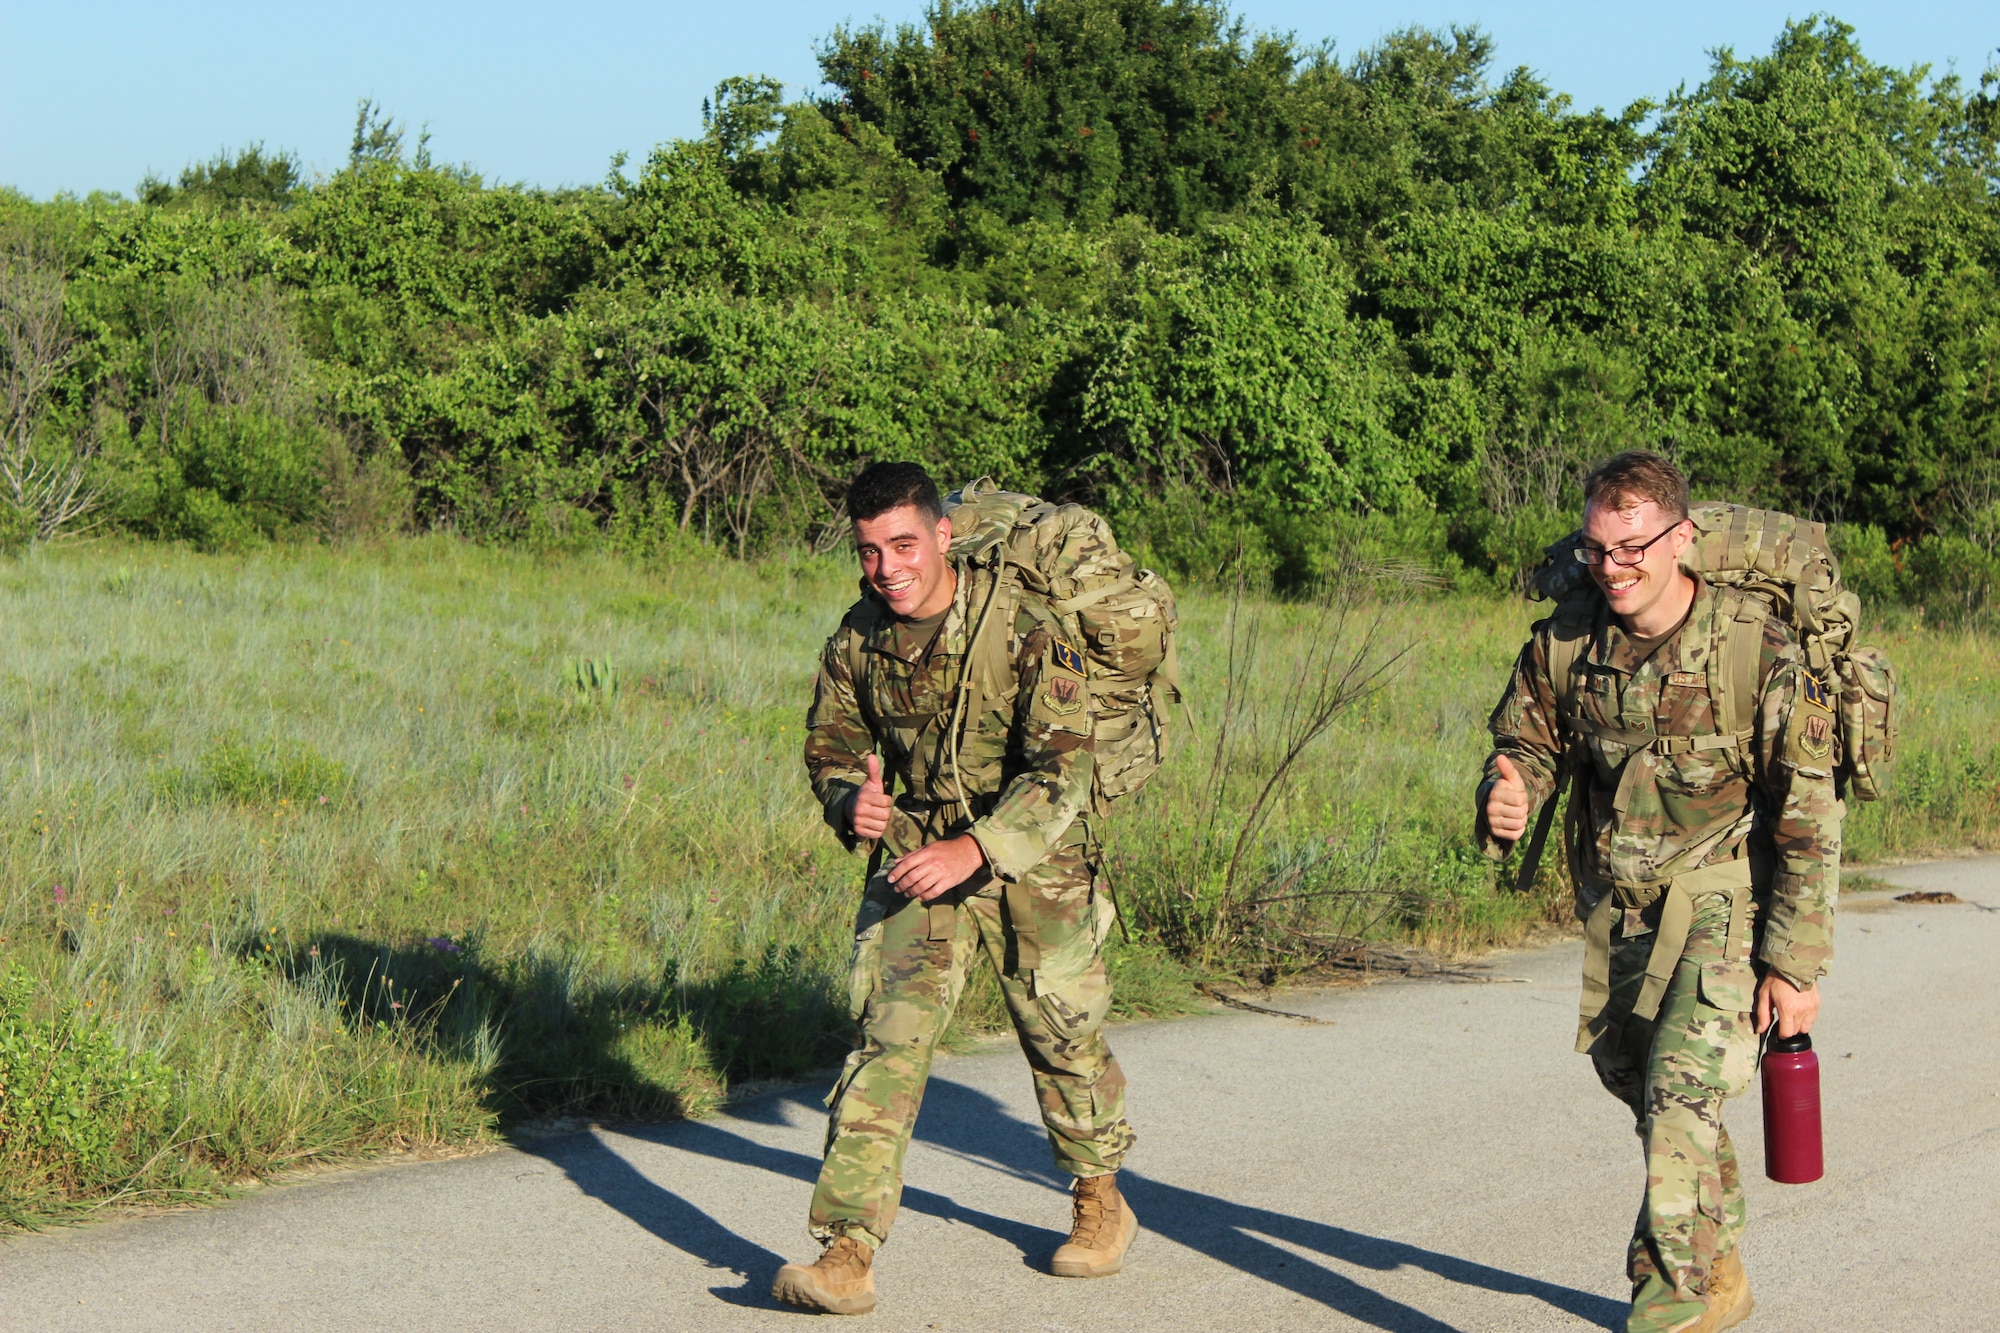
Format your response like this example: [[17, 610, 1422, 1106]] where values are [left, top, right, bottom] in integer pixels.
[[1572, 524, 1683, 567]]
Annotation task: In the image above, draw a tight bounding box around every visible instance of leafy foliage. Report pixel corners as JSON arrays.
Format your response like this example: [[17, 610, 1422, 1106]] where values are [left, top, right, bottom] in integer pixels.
[[0, 5, 1996, 601], [0, 968, 170, 1214]]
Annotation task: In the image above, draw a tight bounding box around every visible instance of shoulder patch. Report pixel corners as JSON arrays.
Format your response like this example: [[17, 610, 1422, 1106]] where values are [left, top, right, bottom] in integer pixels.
[[1800, 673, 1833, 711], [1042, 673, 1085, 716], [1797, 710, 1833, 761], [1050, 639, 1087, 678]]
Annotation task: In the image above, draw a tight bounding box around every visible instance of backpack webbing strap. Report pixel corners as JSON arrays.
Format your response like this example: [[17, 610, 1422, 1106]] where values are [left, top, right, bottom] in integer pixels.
[[1562, 713, 1753, 755], [1510, 606, 1593, 894], [841, 626, 868, 707], [1711, 588, 1767, 773], [943, 556, 1016, 810], [1049, 572, 1138, 615], [1512, 782, 1562, 895], [1575, 857, 1758, 1052]]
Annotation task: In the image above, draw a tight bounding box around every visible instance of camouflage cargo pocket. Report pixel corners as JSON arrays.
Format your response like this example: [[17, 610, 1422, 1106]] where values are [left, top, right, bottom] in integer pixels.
[[1009, 883, 1104, 998], [1089, 704, 1163, 806], [1696, 959, 1755, 1014], [845, 880, 894, 1021], [1835, 645, 1897, 801]]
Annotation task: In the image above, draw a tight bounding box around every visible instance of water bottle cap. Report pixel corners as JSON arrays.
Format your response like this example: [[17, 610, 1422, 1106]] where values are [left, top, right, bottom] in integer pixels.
[[1767, 1031, 1813, 1054]]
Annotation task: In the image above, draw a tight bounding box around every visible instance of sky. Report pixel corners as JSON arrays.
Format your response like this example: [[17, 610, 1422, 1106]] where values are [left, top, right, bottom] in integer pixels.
[[3, 2, 1996, 199]]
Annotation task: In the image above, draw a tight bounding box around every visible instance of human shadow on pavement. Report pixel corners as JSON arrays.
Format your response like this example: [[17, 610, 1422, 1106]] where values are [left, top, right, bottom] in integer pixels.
[[902, 1076, 1627, 1332], [518, 1073, 1623, 1330], [513, 1103, 1050, 1310]]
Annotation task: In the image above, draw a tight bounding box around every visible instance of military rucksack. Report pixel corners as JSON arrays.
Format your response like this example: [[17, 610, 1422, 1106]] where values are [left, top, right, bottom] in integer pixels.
[[939, 478, 1182, 813], [1512, 502, 1898, 891]]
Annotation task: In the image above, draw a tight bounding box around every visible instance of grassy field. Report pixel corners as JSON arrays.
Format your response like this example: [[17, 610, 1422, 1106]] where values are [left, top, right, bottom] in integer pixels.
[[2, 538, 1995, 1225]]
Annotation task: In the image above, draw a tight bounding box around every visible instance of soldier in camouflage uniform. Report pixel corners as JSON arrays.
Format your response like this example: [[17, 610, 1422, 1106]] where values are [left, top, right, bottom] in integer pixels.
[[1477, 452, 1837, 1333], [773, 463, 1137, 1316]]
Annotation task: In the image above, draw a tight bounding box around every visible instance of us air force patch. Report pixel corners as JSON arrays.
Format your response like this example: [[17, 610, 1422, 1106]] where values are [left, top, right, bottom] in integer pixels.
[[1800, 711, 1833, 760], [1050, 640, 1087, 678], [1043, 674, 1085, 715], [1801, 673, 1833, 711]]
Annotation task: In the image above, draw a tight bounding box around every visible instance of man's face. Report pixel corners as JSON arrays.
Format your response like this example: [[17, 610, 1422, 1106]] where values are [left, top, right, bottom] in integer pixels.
[[1580, 498, 1693, 624], [855, 504, 954, 619]]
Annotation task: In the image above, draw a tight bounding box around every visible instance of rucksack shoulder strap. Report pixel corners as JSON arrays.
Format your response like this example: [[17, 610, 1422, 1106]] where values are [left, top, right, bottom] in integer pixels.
[[1544, 594, 1598, 718], [839, 593, 889, 697], [1710, 587, 1768, 751]]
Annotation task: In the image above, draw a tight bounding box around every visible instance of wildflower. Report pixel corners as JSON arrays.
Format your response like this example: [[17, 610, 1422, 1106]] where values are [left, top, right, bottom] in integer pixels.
[[318, 795, 328, 805], [428, 937, 462, 954], [53, 884, 67, 905], [390, 1001, 403, 1010]]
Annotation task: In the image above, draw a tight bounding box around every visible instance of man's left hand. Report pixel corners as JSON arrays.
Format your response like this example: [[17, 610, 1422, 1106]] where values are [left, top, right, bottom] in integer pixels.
[[887, 835, 987, 902], [1755, 972, 1821, 1038]]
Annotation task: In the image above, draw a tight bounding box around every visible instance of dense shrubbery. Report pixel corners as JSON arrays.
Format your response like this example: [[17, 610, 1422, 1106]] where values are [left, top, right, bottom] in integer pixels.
[[1, 6, 1996, 609]]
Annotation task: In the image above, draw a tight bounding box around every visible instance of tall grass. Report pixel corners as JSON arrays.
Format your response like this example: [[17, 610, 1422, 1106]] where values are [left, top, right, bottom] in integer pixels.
[[1, 539, 1993, 1225]]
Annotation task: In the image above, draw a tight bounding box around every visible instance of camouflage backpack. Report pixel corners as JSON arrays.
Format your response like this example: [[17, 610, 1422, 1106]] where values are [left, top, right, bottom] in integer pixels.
[[1513, 503, 1898, 890], [939, 478, 1182, 813]]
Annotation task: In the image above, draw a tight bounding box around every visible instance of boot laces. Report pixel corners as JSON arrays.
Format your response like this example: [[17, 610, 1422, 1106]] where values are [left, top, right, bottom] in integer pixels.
[[814, 1235, 871, 1279], [1069, 1177, 1119, 1246]]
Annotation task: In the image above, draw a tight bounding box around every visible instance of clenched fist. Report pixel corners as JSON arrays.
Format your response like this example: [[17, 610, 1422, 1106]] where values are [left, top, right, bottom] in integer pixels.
[[1484, 753, 1531, 843], [848, 753, 892, 842]]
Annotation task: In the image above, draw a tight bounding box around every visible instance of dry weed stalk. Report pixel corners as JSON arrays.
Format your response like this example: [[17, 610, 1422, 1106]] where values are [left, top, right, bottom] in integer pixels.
[[0, 249, 100, 541], [1127, 555, 1423, 968]]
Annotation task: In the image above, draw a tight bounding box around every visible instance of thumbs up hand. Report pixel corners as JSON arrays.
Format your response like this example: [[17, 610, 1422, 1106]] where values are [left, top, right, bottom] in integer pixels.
[[848, 753, 892, 841], [1484, 753, 1531, 842]]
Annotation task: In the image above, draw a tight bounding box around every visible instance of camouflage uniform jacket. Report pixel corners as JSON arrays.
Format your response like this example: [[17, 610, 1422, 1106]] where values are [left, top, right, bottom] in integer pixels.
[[805, 562, 1095, 882], [1476, 579, 1838, 988]]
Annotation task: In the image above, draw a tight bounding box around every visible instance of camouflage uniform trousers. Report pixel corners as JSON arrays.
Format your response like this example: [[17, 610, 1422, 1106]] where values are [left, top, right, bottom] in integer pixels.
[[1587, 889, 1762, 1333], [809, 837, 1135, 1249]]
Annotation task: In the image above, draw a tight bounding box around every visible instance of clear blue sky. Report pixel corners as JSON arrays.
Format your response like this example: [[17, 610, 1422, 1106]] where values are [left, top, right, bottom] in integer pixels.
[[2, 2, 1995, 199]]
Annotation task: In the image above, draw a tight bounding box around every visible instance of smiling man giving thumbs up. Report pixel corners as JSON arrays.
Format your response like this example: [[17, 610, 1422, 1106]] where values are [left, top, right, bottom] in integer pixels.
[[775, 463, 1136, 1316]]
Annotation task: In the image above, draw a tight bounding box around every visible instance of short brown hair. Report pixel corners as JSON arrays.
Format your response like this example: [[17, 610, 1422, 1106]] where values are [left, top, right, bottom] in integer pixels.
[[1582, 450, 1688, 522]]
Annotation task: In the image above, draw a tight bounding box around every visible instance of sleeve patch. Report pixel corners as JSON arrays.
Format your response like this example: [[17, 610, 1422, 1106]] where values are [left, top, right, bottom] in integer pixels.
[[1801, 673, 1833, 710], [1050, 640, 1087, 678], [1042, 674, 1085, 715], [1797, 710, 1833, 761]]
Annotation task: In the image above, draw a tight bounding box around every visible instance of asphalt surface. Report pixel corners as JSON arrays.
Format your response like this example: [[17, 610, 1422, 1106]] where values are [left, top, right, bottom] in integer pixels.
[[4, 856, 1995, 1333]]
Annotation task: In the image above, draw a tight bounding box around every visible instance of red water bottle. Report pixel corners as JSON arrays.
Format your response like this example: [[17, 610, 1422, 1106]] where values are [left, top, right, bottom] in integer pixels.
[[1761, 1030, 1824, 1183]]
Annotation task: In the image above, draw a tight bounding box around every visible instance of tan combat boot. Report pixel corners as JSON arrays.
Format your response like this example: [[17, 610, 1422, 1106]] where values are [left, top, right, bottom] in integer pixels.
[[771, 1234, 877, 1315], [1050, 1172, 1139, 1277], [1689, 1249, 1755, 1332]]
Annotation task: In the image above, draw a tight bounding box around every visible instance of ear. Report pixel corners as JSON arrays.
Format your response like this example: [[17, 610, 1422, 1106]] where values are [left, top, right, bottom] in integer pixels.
[[1669, 517, 1694, 555], [935, 515, 953, 551]]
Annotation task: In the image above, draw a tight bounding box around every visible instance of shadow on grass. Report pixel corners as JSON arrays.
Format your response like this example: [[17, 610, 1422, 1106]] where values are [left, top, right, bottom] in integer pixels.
[[512, 1077, 1625, 1331], [282, 932, 850, 1121]]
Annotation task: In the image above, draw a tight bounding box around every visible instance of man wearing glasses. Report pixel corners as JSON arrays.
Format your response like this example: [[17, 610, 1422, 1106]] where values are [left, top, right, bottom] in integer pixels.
[[1475, 451, 1835, 1333]]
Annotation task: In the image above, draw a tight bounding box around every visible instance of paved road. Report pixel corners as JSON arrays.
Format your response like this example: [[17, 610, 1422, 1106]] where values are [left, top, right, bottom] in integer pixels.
[[4, 857, 1995, 1332]]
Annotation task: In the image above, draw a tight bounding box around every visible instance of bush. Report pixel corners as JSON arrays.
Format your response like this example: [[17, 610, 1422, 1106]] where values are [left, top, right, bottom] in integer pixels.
[[0, 969, 170, 1215], [1901, 534, 2000, 625], [151, 737, 351, 807], [105, 402, 329, 550], [1832, 522, 1899, 610]]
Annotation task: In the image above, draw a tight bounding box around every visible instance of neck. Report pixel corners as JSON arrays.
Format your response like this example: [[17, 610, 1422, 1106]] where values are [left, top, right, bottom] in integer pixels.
[[1619, 570, 1698, 640]]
